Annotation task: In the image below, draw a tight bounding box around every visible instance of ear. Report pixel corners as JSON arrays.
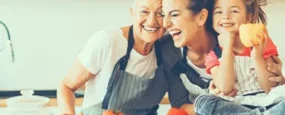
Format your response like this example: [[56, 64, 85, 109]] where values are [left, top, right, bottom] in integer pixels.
[[196, 9, 208, 26]]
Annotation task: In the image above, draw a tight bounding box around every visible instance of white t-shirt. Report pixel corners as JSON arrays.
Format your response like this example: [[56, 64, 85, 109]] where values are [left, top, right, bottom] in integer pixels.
[[178, 49, 211, 102], [179, 49, 212, 80], [186, 57, 212, 80], [78, 27, 157, 108]]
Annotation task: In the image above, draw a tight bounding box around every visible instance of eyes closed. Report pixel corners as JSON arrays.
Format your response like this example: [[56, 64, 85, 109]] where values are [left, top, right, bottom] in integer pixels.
[[139, 8, 164, 18], [161, 10, 181, 17]]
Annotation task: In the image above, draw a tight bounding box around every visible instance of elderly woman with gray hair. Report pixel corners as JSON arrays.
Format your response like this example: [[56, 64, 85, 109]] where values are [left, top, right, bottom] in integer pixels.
[[56, 0, 191, 115]]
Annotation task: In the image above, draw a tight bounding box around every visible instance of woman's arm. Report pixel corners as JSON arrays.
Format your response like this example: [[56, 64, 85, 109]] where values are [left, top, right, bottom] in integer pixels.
[[165, 67, 192, 107], [159, 35, 192, 111], [159, 36, 193, 115], [57, 60, 95, 114], [253, 54, 277, 93], [267, 55, 285, 85], [57, 30, 110, 115], [164, 63, 193, 114]]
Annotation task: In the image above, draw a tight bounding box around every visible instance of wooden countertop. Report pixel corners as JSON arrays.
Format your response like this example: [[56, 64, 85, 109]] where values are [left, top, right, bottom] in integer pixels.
[[0, 95, 169, 107]]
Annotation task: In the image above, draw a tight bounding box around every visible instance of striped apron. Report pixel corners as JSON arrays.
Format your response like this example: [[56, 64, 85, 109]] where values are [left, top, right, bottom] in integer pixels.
[[81, 26, 167, 115], [213, 47, 285, 107], [172, 47, 210, 102]]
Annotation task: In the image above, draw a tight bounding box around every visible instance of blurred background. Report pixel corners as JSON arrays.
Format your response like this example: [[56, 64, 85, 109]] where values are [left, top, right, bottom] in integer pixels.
[[0, 0, 133, 90], [0, 0, 284, 91], [0, 0, 284, 114]]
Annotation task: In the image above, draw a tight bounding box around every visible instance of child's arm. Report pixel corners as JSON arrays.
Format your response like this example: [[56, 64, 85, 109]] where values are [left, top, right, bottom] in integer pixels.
[[206, 32, 236, 95], [252, 38, 278, 93], [210, 48, 235, 95]]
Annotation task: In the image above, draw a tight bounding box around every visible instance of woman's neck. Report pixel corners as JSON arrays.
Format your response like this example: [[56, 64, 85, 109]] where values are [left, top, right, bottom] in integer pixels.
[[185, 30, 216, 68], [121, 26, 154, 56], [133, 38, 154, 55], [186, 30, 216, 59]]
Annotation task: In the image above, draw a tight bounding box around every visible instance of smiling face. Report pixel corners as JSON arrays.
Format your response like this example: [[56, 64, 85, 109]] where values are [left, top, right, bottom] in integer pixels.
[[131, 0, 165, 43], [162, 0, 202, 48], [213, 0, 249, 34]]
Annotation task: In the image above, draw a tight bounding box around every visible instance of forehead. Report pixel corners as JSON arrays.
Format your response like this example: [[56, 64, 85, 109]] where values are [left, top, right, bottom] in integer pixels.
[[162, 0, 188, 10], [215, 0, 245, 7], [133, 0, 162, 10]]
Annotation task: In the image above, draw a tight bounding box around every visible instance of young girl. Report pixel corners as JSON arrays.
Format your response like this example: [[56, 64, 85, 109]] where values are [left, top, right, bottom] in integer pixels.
[[194, 0, 285, 114]]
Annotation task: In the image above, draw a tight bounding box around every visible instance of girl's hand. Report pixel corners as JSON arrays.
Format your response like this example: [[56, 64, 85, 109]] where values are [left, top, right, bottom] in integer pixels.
[[251, 27, 269, 59], [218, 31, 236, 49], [208, 81, 238, 97]]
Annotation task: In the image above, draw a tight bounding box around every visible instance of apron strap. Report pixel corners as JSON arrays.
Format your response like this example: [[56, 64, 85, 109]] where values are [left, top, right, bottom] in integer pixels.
[[213, 34, 222, 58], [102, 25, 162, 110], [213, 45, 222, 58], [120, 26, 162, 70], [154, 41, 162, 66], [182, 47, 187, 63], [119, 26, 135, 70], [172, 47, 210, 89], [102, 26, 135, 110]]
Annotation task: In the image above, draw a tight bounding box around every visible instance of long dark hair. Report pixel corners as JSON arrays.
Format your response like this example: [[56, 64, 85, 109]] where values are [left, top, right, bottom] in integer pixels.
[[187, 0, 215, 31], [187, 0, 219, 48]]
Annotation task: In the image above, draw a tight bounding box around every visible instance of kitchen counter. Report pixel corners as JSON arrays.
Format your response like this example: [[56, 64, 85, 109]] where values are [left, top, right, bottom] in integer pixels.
[[0, 95, 170, 107], [0, 97, 84, 107], [0, 105, 171, 115]]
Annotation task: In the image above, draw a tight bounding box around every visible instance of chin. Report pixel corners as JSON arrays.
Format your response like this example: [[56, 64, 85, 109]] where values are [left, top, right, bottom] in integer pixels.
[[142, 36, 159, 43], [174, 41, 184, 48]]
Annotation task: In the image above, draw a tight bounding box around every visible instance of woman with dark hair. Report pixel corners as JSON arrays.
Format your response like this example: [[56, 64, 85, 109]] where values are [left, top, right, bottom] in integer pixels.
[[160, 0, 285, 114]]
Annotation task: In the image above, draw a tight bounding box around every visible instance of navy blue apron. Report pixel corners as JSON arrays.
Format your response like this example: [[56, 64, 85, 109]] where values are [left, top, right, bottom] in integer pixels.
[[172, 47, 211, 89], [81, 26, 167, 115]]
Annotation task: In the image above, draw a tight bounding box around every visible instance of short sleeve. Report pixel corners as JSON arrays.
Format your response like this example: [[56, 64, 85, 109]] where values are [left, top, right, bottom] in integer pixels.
[[77, 31, 111, 74], [205, 50, 220, 75], [263, 38, 278, 59]]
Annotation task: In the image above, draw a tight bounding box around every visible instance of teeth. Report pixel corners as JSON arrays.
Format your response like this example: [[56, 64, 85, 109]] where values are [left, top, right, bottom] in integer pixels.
[[221, 23, 233, 27], [170, 30, 181, 35], [143, 26, 158, 32]]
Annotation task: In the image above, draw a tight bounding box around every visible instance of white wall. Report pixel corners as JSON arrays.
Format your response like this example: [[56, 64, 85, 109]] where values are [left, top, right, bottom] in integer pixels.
[[0, 0, 284, 90], [264, 0, 285, 60], [0, 0, 133, 90]]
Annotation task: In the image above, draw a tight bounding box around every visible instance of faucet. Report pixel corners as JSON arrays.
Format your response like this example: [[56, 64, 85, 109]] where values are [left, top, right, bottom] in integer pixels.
[[0, 21, 14, 62]]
